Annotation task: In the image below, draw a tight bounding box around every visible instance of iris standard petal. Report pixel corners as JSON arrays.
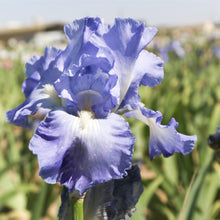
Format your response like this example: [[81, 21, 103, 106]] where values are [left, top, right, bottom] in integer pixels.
[[125, 105, 197, 160], [104, 19, 158, 101], [29, 108, 135, 194], [69, 51, 114, 77], [6, 47, 63, 127], [22, 47, 62, 97], [118, 50, 164, 110], [61, 17, 113, 72], [90, 18, 159, 108], [103, 18, 157, 57]]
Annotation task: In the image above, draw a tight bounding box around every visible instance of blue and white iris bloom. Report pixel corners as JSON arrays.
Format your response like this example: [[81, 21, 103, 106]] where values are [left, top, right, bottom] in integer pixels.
[[6, 17, 197, 194]]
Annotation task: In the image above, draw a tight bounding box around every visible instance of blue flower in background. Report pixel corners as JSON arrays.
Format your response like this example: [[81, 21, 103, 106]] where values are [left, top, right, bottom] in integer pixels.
[[212, 45, 220, 59], [159, 40, 185, 62], [6, 17, 197, 194]]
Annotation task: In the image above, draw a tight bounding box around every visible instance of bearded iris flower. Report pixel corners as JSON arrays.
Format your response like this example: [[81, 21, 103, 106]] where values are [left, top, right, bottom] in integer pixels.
[[6, 17, 197, 194]]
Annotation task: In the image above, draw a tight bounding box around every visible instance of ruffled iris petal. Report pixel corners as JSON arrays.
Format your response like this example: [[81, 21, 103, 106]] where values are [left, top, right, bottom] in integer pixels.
[[22, 47, 62, 97], [125, 106, 197, 160], [102, 18, 157, 57], [90, 18, 160, 108], [69, 52, 114, 77], [22, 55, 41, 98], [137, 50, 164, 88], [61, 17, 113, 73], [118, 50, 164, 110], [61, 17, 99, 69], [6, 84, 61, 127], [6, 47, 63, 127], [29, 108, 135, 194]]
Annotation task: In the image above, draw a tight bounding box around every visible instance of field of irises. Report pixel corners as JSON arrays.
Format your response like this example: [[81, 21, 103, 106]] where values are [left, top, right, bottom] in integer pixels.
[[0, 24, 220, 220]]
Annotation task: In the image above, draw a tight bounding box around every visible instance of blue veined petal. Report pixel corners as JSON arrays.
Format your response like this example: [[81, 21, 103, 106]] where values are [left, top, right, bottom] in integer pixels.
[[29, 108, 135, 195], [118, 50, 164, 110], [124, 105, 197, 160], [60, 17, 113, 73], [6, 47, 63, 127], [90, 18, 159, 108], [83, 165, 143, 220], [54, 70, 118, 118], [103, 18, 157, 57], [22, 47, 63, 97], [22, 56, 41, 98], [61, 17, 115, 78], [138, 50, 164, 88], [22, 77, 39, 99], [6, 84, 61, 127], [69, 50, 114, 77]]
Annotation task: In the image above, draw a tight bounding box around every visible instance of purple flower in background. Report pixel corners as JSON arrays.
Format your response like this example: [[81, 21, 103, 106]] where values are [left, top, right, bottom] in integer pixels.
[[159, 46, 170, 63], [159, 40, 185, 62], [212, 45, 220, 59], [170, 40, 185, 58], [6, 17, 196, 194]]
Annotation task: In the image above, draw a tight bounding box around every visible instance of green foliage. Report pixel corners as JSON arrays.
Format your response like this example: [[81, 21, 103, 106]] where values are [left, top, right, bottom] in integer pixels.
[[0, 59, 60, 220], [1, 31, 220, 219]]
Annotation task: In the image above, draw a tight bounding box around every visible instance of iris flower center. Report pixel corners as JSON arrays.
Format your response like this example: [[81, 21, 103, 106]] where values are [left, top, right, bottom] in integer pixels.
[[78, 110, 94, 130]]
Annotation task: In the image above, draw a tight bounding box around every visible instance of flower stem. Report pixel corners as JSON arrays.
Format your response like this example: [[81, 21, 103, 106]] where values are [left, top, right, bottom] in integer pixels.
[[58, 187, 84, 220], [71, 197, 84, 220]]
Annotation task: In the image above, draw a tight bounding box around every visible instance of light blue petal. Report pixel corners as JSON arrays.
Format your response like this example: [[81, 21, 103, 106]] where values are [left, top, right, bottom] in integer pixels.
[[138, 50, 164, 88], [125, 105, 197, 160], [69, 51, 114, 76], [118, 50, 164, 110], [103, 18, 157, 57], [90, 18, 159, 108], [6, 47, 63, 127], [22, 47, 62, 97], [29, 108, 135, 194], [6, 84, 61, 127], [60, 17, 113, 73]]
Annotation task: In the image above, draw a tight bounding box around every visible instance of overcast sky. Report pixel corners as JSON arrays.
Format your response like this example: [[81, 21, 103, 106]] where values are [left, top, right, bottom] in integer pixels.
[[1, 0, 220, 27]]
